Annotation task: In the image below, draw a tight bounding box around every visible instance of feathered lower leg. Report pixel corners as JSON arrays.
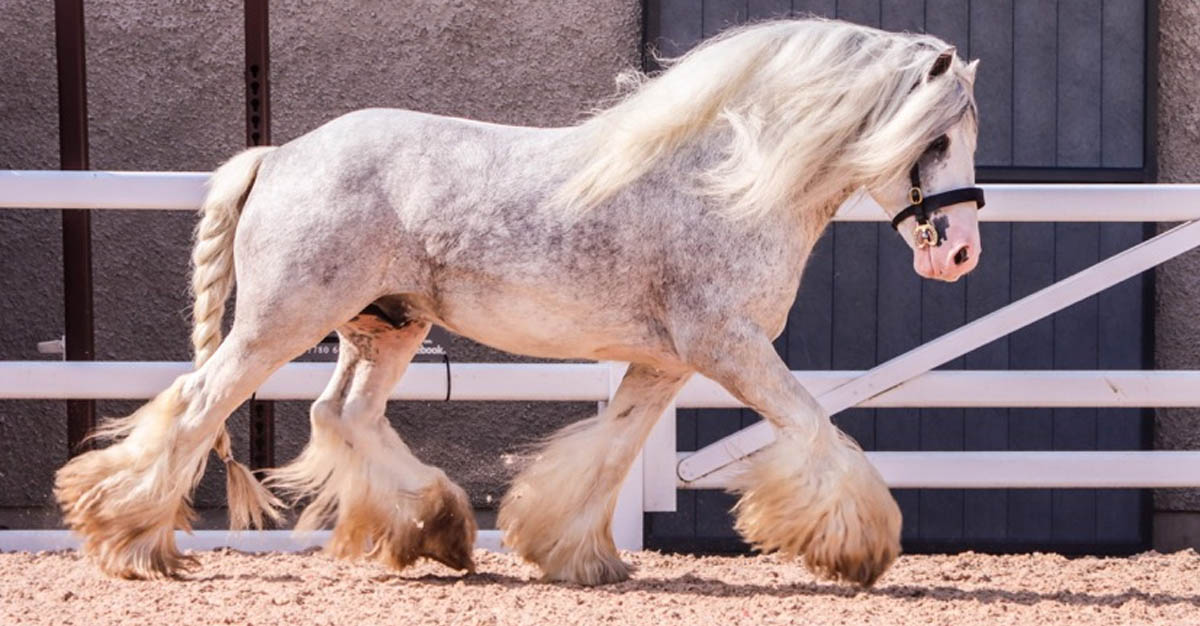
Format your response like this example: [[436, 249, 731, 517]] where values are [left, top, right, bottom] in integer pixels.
[[268, 317, 476, 573], [55, 380, 207, 578], [499, 364, 688, 585]]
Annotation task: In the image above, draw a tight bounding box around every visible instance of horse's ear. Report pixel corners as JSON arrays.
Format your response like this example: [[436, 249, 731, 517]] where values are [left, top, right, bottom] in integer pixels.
[[928, 48, 955, 80], [964, 59, 980, 86]]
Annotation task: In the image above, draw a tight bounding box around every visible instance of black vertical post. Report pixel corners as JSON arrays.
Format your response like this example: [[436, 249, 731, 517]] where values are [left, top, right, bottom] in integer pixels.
[[55, 0, 94, 455], [245, 0, 274, 470], [245, 0, 270, 148]]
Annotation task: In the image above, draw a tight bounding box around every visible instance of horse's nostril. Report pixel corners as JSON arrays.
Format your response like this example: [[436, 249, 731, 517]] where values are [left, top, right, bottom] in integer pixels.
[[953, 245, 971, 266]]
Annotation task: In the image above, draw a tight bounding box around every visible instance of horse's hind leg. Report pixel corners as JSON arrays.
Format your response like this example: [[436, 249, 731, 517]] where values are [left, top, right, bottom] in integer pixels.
[[53, 309, 348, 579], [498, 363, 689, 585], [268, 314, 476, 573]]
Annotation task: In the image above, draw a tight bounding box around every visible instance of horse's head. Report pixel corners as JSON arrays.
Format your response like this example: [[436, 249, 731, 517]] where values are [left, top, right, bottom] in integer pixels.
[[869, 51, 983, 283]]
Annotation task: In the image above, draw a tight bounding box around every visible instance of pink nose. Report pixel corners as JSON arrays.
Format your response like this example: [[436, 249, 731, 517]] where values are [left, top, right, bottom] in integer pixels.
[[912, 242, 980, 282], [937, 242, 978, 281]]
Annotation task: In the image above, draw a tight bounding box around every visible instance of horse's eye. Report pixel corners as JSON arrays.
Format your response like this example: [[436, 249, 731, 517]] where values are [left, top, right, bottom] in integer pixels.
[[927, 135, 950, 157]]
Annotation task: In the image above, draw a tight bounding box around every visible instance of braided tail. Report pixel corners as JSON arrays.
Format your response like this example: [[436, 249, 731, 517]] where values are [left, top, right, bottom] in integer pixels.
[[191, 146, 283, 530]]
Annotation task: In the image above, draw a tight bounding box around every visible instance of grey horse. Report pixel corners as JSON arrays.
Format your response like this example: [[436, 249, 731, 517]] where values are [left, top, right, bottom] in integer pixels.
[[56, 18, 982, 588]]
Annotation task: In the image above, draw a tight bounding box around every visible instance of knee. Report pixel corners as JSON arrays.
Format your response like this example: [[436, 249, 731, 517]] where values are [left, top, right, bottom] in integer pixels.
[[340, 396, 384, 430], [310, 394, 382, 434], [310, 397, 342, 429]]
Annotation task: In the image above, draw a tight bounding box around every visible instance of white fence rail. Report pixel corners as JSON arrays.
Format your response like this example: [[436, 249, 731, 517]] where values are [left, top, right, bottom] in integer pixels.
[[6, 361, 1200, 408], [5, 169, 1200, 221], [2, 170, 1199, 555], [683, 451, 1200, 490]]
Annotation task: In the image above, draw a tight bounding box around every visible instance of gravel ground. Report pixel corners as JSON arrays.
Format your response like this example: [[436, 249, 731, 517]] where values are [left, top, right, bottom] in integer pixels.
[[2, 549, 1199, 625]]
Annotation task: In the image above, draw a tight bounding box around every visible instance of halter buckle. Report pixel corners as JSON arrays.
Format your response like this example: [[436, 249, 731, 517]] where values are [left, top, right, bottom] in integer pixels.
[[908, 187, 924, 205], [913, 223, 938, 249]]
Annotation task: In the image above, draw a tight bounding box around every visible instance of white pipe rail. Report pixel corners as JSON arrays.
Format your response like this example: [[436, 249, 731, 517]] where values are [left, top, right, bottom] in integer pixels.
[[0, 361, 610, 401], [4, 169, 1200, 222], [0, 170, 208, 210], [680, 451, 1200, 490], [0, 529, 507, 554], [678, 369, 1200, 409], [835, 183, 1200, 222], [7, 361, 1200, 407]]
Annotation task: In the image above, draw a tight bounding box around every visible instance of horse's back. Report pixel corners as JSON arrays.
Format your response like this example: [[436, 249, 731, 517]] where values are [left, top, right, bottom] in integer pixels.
[[232, 106, 798, 366], [257, 107, 560, 211], [234, 108, 663, 359], [241, 107, 566, 262]]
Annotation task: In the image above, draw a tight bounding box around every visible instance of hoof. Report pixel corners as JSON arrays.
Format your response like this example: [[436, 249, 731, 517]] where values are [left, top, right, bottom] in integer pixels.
[[541, 550, 631, 586], [407, 476, 478, 573], [733, 428, 902, 587], [54, 382, 201, 579], [327, 472, 477, 574], [497, 417, 632, 586], [269, 423, 477, 575], [500, 488, 632, 586], [56, 446, 198, 579]]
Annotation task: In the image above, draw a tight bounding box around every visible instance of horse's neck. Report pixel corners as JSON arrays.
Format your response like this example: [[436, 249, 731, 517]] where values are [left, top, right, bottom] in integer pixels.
[[554, 124, 855, 250], [785, 183, 859, 254], [673, 128, 857, 227]]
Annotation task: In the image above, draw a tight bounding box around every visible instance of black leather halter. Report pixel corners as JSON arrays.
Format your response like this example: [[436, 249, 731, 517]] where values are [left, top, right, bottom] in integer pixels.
[[889, 162, 986, 249]]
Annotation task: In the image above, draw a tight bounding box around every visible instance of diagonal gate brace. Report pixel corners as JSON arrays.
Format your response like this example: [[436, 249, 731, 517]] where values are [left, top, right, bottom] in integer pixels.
[[677, 219, 1200, 483]]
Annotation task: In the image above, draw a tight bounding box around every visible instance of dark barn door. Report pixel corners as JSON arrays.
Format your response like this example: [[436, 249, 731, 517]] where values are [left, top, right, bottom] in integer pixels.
[[645, 0, 1155, 554]]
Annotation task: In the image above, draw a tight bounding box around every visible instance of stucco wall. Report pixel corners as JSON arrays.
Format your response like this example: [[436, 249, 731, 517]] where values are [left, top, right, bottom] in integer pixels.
[[0, 0, 640, 528], [0, 1, 64, 528], [1155, 0, 1200, 534]]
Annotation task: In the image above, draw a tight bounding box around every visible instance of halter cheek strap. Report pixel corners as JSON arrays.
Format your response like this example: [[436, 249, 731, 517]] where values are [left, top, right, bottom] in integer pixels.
[[890, 163, 986, 249]]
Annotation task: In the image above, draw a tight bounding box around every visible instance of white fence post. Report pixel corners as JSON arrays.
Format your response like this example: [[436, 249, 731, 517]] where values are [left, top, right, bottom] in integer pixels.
[[642, 398, 677, 513]]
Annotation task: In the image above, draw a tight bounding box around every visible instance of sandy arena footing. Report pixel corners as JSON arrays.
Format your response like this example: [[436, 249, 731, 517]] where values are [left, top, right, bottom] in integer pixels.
[[2, 549, 1199, 625]]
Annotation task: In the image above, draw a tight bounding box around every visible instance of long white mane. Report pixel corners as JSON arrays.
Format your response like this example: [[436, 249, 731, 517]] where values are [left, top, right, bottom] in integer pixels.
[[556, 18, 979, 221]]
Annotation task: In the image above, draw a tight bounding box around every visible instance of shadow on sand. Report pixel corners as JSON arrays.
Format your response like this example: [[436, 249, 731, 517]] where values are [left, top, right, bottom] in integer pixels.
[[352, 569, 1200, 610]]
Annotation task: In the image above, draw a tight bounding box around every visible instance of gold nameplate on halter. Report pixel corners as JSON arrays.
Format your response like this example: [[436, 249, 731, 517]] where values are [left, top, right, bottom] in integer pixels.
[[913, 223, 938, 249]]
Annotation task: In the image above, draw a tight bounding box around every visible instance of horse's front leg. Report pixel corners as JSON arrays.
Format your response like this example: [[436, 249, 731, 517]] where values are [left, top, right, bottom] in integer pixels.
[[689, 329, 901, 587], [498, 363, 690, 585]]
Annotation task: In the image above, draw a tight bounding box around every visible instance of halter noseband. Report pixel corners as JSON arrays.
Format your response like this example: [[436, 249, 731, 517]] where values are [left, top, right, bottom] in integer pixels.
[[889, 162, 985, 249]]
